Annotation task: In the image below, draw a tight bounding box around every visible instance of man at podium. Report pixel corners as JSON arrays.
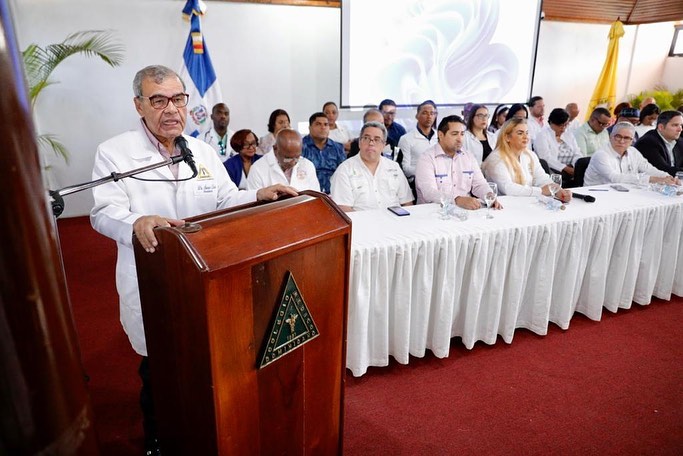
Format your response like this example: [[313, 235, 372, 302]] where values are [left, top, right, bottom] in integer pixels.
[[89, 64, 296, 455]]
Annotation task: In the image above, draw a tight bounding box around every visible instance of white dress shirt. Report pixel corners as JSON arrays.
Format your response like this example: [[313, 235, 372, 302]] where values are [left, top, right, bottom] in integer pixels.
[[328, 125, 352, 145], [527, 116, 544, 142], [583, 144, 670, 186], [330, 155, 413, 211], [482, 149, 552, 197], [246, 152, 320, 192], [397, 129, 438, 179]]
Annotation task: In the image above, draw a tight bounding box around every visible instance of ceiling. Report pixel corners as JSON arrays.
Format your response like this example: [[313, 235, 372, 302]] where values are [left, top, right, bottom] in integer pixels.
[[542, 0, 683, 24], [233, 0, 683, 24]]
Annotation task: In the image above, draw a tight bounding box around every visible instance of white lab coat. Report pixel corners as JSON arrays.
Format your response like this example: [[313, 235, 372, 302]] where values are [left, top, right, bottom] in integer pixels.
[[90, 123, 257, 356], [246, 152, 320, 192]]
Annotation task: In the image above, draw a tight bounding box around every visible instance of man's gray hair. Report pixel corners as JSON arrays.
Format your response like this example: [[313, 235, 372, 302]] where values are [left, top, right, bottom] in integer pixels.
[[133, 65, 185, 97], [363, 108, 383, 123], [610, 121, 636, 138], [359, 121, 387, 142]]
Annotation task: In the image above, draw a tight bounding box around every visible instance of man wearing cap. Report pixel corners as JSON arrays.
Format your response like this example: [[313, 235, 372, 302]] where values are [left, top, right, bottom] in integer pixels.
[[608, 107, 641, 141]]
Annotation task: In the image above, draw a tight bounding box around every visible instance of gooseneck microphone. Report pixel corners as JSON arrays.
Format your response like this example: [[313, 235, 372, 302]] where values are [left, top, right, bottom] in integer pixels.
[[174, 135, 198, 177], [572, 192, 596, 203]]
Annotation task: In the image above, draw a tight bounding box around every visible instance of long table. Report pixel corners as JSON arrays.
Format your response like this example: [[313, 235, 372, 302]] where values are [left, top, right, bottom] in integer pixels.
[[346, 185, 683, 376]]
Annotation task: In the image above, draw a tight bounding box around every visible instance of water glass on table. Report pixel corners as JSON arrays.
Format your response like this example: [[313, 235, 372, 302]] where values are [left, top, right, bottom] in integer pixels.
[[485, 182, 497, 219], [549, 173, 562, 199], [438, 184, 453, 220]]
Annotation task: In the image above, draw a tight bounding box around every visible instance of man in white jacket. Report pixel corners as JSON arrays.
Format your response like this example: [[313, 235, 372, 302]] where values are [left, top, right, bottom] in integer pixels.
[[90, 65, 295, 455], [247, 129, 320, 191]]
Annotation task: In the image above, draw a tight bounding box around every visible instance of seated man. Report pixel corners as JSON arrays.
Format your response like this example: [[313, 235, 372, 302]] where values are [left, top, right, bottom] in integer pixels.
[[634, 110, 683, 176], [398, 100, 439, 182], [583, 122, 678, 186], [330, 121, 413, 212], [574, 107, 612, 157], [302, 112, 346, 194], [415, 115, 502, 210], [201, 102, 235, 161], [607, 107, 641, 141], [247, 129, 320, 191], [379, 98, 406, 146], [348, 108, 401, 165]]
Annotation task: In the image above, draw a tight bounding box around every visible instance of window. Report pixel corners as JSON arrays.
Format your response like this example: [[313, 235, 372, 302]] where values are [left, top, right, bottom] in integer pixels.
[[669, 24, 683, 57]]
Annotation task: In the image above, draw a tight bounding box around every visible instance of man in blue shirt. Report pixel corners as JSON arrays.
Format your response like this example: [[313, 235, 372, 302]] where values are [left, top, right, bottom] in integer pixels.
[[379, 99, 407, 146], [302, 112, 346, 193]]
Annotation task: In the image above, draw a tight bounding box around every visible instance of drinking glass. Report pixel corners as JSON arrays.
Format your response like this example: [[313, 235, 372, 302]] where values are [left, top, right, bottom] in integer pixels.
[[485, 182, 497, 219], [438, 183, 453, 220], [549, 174, 562, 199]]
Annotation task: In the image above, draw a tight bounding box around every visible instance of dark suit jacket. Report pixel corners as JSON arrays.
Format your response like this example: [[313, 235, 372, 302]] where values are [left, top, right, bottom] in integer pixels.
[[634, 129, 683, 176]]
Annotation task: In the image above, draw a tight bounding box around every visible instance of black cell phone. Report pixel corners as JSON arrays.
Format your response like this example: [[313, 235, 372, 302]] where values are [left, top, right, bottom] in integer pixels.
[[387, 206, 410, 216]]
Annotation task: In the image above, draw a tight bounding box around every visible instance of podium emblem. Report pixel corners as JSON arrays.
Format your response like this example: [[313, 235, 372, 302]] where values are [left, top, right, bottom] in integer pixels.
[[259, 272, 320, 369]]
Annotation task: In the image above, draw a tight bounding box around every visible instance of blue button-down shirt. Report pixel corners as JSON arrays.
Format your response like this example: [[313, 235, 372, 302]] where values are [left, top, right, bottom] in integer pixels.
[[302, 135, 346, 193]]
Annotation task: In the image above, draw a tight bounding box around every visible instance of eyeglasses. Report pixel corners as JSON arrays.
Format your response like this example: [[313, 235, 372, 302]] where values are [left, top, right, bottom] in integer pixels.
[[360, 135, 385, 145], [474, 113, 490, 119], [613, 134, 634, 142], [139, 93, 189, 110], [242, 141, 257, 150], [592, 118, 610, 128], [381, 110, 396, 117]]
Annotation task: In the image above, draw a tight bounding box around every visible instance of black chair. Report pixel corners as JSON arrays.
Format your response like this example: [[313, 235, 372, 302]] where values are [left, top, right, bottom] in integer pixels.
[[572, 157, 591, 188]]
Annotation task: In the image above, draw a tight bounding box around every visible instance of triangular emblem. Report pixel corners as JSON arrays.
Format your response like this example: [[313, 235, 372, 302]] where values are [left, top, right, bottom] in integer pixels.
[[259, 272, 320, 369], [196, 164, 212, 180]]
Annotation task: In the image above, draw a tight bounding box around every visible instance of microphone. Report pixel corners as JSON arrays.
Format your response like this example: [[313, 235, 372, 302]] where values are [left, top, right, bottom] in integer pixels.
[[174, 136, 198, 177], [572, 192, 596, 203]]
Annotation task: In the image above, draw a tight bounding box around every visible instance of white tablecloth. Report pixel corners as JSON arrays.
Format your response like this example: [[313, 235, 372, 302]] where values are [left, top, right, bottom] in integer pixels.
[[346, 185, 683, 376]]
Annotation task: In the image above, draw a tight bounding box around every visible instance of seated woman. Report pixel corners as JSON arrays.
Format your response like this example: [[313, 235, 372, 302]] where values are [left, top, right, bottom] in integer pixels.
[[482, 118, 572, 202], [634, 103, 659, 138], [488, 104, 508, 134], [257, 109, 291, 155], [532, 108, 585, 187], [323, 101, 352, 153], [505, 103, 529, 121], [463, 104, 495, 164], [224, 129, 262, 189]]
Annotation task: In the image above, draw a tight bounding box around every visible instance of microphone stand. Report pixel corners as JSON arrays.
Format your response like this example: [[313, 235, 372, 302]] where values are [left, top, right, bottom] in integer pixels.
[[49, 153, 192, 218]]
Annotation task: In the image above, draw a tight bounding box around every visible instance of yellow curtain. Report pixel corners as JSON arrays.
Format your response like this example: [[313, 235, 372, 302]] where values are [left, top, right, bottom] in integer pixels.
[[585, 20, 625, 120]]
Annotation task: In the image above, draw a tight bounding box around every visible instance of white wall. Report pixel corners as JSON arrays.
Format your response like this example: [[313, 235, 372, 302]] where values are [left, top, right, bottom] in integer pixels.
[[9, 0, 681, 216]]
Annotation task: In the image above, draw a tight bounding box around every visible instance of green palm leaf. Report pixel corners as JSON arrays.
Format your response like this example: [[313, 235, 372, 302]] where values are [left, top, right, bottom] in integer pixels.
[[22, 30, 124, 161], [37, 134, 70, 162], [22, 29, 124, 105]]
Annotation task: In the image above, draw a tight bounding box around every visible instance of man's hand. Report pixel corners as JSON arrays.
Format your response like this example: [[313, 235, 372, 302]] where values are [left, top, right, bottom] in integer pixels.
[[649, 175, 677, 185], [563, 165, 575, 176], [492, 199, 503, 209], [454, 196, 482, 210], [256, 184, 298, 201], [133, 215, 185, 253], [556, 189, 573, 202]]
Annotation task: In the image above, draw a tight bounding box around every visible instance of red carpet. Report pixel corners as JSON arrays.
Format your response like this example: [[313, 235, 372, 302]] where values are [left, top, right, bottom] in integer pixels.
[[58, 216, 683, 455]]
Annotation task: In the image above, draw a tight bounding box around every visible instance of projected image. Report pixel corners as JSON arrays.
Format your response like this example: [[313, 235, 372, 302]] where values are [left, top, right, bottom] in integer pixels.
[[341, 0, 541, 107]]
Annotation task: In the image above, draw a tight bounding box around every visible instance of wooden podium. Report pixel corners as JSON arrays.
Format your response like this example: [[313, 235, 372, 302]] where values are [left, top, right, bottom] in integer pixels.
[[133, 192, 351, 455]]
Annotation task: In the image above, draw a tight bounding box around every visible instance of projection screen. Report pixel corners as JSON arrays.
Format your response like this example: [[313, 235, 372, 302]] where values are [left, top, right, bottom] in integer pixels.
[[341, 0, 542, 108]]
